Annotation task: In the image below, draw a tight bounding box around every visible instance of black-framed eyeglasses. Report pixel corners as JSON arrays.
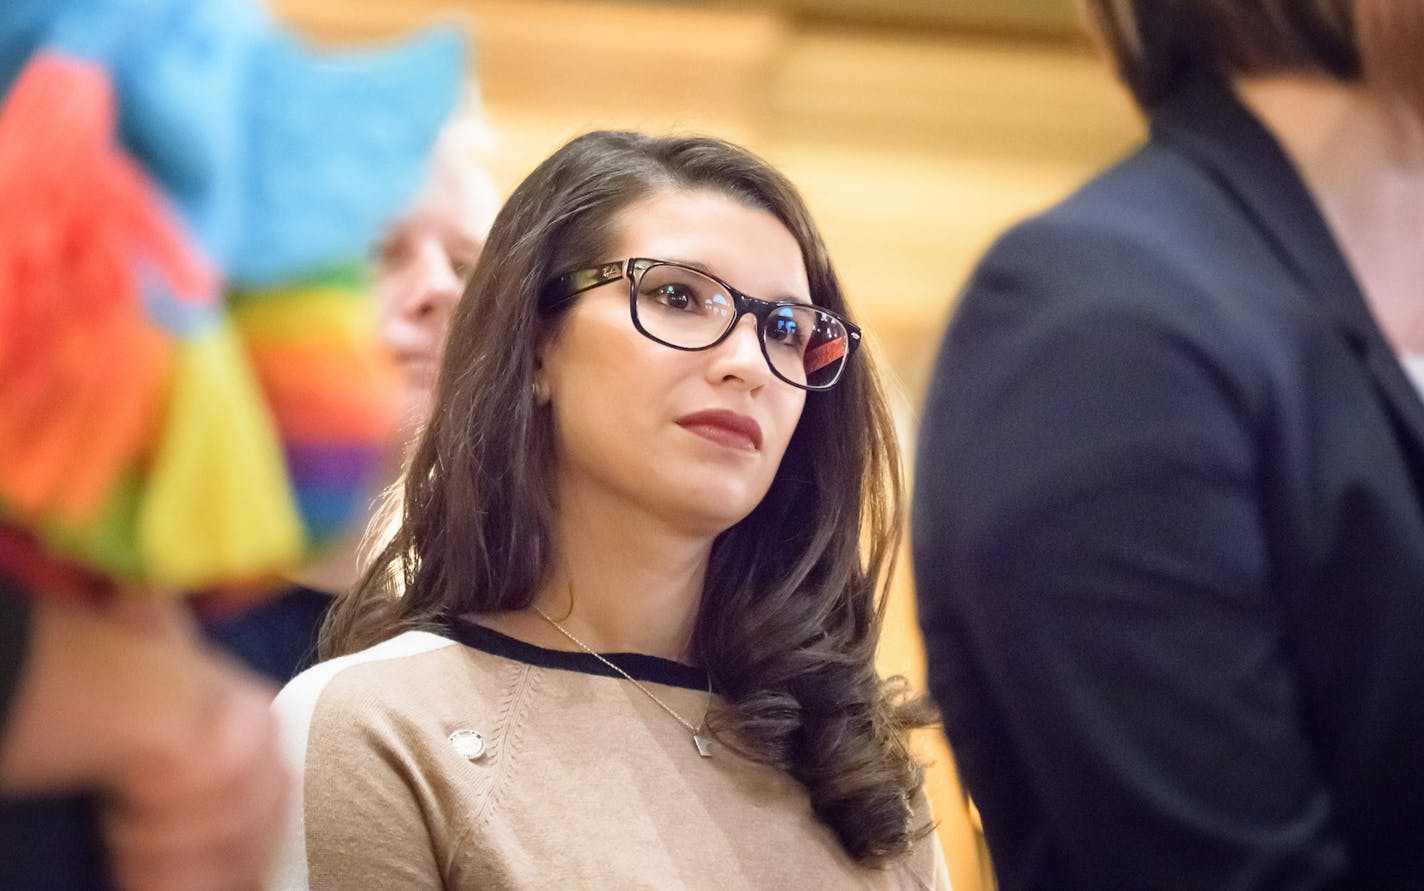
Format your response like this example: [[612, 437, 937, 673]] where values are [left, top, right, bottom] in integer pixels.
[[548, 257, 861, 391]]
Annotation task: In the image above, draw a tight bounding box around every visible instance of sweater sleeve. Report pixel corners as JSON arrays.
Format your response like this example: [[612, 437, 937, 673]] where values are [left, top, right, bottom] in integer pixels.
[[267, 632, 457, 890]]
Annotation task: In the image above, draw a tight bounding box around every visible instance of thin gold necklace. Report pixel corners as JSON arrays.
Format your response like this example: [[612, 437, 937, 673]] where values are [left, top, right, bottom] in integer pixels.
[[532, 606, 714, 757]]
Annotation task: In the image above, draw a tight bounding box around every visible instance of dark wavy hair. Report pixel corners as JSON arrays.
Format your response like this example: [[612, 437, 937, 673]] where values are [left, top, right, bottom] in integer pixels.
[[1082, 0, 1424, 120], [322, 130, 933, 865]]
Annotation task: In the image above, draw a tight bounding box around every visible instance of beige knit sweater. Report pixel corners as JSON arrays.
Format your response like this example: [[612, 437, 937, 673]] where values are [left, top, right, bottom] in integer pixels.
[[268, 622, 950, 889]]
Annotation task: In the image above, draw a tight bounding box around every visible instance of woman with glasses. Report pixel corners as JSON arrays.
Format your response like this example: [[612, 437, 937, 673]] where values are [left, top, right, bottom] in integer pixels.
[[269, 131, 950, 888]]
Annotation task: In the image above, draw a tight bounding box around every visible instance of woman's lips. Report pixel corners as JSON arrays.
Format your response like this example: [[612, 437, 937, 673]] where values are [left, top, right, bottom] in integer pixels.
[[675, 409, 763, 452]]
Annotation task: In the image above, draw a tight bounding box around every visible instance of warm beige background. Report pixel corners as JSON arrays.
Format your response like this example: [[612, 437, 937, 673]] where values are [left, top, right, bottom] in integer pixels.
[[272, 2, 1143, 886]]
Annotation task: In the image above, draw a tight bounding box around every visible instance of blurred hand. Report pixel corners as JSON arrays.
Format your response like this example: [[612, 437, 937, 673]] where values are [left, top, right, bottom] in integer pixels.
[[0, 595, 288, 891], [104, 652, 287, 891]]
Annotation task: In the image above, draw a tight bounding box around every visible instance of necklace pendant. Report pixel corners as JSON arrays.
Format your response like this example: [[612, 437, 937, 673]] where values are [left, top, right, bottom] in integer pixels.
[[693, 733, 713, 758]]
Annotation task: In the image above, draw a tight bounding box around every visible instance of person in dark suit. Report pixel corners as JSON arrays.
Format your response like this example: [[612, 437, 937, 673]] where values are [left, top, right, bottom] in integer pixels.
[[912, 1, 1424, 888]]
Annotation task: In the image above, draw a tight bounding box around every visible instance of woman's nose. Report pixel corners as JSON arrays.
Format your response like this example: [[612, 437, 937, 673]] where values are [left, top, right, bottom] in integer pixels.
[[708, 313, 771, 387]]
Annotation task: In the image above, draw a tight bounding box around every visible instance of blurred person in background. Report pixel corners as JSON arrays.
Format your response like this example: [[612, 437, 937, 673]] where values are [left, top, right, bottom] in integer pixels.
[[203, 114, 501, 683], [913, 1, 1424, 888], [0, 0, 461, 886], [270, 130, 950, 889], [375, 113, 501, 433]]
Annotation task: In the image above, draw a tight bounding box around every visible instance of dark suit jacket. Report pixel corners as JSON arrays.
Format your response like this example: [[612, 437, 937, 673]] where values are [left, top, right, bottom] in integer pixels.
[[913, 71, 1424, 890], [201, 583, 331, 683]]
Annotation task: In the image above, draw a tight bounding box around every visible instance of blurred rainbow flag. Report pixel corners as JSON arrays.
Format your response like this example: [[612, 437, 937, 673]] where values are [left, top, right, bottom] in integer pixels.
[[0, 0, 463, 598]]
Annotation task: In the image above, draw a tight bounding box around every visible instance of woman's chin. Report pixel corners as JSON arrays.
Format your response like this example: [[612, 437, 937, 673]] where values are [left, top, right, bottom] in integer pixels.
[[661, 485, 768, 538]]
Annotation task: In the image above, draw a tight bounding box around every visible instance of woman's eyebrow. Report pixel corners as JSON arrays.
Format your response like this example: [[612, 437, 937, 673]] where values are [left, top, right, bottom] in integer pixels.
[[660, 256, 811, 304]]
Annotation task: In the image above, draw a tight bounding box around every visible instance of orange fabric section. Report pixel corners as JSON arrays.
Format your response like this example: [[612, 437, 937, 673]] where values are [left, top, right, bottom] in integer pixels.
[[244, 340, 401, 443], [0, 317, 171, 522]]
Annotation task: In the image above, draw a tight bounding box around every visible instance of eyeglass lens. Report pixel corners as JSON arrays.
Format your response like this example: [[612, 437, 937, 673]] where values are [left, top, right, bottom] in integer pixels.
[[632, 263, 850, 389]]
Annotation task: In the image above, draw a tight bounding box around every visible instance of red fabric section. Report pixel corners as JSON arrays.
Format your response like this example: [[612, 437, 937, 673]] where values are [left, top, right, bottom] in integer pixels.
[[0, 524, 111, 604], [0, 55, 211, 525]]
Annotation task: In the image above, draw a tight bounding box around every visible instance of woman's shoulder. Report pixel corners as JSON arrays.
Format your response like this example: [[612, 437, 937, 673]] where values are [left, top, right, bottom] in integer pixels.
[[275, 629, 452, 710], [269, 631, 530, 889], [272, 629, 520, 739]]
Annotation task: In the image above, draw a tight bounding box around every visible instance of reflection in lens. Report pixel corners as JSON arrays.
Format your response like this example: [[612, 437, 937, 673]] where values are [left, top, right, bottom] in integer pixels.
[[767, 308, 806, 353], [769, 307, 847, 390], [804, 334, 847, 377]]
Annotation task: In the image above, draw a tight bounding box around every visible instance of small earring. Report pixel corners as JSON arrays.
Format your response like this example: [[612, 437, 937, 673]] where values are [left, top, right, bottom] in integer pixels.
[[533, 380, 550, 404]]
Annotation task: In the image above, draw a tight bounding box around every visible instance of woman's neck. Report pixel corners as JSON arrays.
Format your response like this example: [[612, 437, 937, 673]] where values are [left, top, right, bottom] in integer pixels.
[[483, 484, 715, 663], [1235, 75, 1424, 354]]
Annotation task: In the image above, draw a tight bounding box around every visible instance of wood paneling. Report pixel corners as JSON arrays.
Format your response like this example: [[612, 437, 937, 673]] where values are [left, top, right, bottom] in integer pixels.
[[759, 0, 1082, 34]]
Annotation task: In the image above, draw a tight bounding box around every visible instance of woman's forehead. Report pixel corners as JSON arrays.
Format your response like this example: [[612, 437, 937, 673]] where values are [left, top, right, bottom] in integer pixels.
[[606, 189, 811, 299]]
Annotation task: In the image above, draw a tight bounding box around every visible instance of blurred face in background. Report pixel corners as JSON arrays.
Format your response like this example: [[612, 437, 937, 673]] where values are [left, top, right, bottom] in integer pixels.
[[376, 137, 499, 428]]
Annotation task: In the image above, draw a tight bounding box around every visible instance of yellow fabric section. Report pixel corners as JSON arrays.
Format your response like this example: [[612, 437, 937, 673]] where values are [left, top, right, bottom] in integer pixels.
[[138, 323, 305, 589], [228, 284, 373, 343]]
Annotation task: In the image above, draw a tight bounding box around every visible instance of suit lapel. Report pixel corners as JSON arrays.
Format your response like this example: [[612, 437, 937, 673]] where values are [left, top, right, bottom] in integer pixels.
[[1151, 72, 1424, 474]]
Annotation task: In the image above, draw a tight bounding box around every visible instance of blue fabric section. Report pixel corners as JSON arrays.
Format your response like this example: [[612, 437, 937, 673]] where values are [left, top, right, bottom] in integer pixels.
[[234, 28, 464, 285], [293, 483, 365, 542], [0, 1, 50, 99], [112, 0, 264, 272], [0, 0, 464, 282], [138, 263, 225, 337]]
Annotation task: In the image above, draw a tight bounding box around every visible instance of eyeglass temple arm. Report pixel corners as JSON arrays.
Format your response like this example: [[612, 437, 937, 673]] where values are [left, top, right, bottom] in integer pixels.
[[845, 327, 863, 353], [549, 261, 627, 308]]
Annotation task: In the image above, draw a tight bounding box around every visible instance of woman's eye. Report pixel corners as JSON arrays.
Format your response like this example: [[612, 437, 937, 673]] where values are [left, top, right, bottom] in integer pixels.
[[654, 284, 698, 311]]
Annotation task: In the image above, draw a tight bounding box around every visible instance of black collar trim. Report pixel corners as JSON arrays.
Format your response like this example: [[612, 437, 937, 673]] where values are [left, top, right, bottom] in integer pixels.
[[447, 617, 710, 692]]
